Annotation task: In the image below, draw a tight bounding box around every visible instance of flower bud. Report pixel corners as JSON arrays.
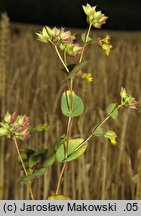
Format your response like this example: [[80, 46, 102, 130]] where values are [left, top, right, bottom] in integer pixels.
[[36, 27, 50, 43], [4, 112, 11, 123], [98, 35, 112, 56], [11, 112, 17, 123], [129, 98, 138, 109], [120, 87, 127, 99], [0, 127, 9, 136], [22, 131, 30, 142]]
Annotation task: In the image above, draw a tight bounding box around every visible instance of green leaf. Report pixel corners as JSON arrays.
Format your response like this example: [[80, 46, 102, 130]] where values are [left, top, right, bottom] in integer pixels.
[[42, 154, 56, 168], [107, 103, 118, 119], [64, 61, 88, 81], [48, 195, 71, 200], [29, 146, 58, 169], [20, 175, 32, 183], [51, 135, 66, 151], [28, 149, 47, 168], [69, 61, 88, 77], [93, 127, 103, 137], [56, 138, 88, 162], [32, 168, 46, 177], [81, 33, 92, 43], [61, 90, 84, 117], [20, 148, 35, 162], [21, 168, 46, 183]]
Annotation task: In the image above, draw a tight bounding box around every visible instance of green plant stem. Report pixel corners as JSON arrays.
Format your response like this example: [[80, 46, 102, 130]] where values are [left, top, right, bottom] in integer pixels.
[[55, 79, 73, 194], [73, 104, 123, 152], [54, 46, 74, 195], [54, 23, 92, 194], [55, 105, 73, 195], [79, 23, 92, 63], [55, 163, 67, 195], [54, 24, 93, 194], [76, 116, 110, 150], [13, 136, 35, 200], [65, 116, 72, 157], [64, 50, 67, 65], [56, 115, 110, 195], [54, 45, 69, 73], [66, 78, 73, 156]]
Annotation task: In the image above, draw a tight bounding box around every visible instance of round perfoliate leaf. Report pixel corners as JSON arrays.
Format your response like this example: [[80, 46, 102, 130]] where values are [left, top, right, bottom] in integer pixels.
[[61, 90, 84, 117], [56, 138, 87, 162], [93, 127, 103, 137], [107, 103, 118, 120], [81, 33, 92, 43]]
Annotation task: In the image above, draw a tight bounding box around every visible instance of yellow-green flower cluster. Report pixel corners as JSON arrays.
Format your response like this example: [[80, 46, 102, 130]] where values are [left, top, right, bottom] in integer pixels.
[[60, 43, 83, 56], [104, 130, 117, 145], [83, 3, 108, 28], [82, 73, 93, 82], [98, 35, 113, 56], [120, 87, 138, 109]]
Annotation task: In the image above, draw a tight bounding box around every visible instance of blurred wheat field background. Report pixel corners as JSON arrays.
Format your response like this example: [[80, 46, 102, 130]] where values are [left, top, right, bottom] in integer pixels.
[[0, 15, 141, 200]]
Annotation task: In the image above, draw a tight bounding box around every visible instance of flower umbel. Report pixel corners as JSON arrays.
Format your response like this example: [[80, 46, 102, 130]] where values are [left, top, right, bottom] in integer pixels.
[[0, 112, 30, 141], [59, 43, 83, 56], [98, 35, 113, 56], [83, 3, 108, 28], [36, 27, 75, 45], [120, 87, 138, 109]]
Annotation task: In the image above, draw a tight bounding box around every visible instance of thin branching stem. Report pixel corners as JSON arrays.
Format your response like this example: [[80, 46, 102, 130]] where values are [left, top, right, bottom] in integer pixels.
[[74, 116, 110, 152], [54, 45, 69, 73], [79, 23, 92, 63], [54, 23, 92, 195], [55, 79, 73, 194], [56, 115, 110, 195], [55, 163, 67, 195], [73, 105, 123, 152], [54, 45, 74, 195], [65, 117, 72, 157], [13, 136, 34, 200], [64, 50, 67, 65]]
